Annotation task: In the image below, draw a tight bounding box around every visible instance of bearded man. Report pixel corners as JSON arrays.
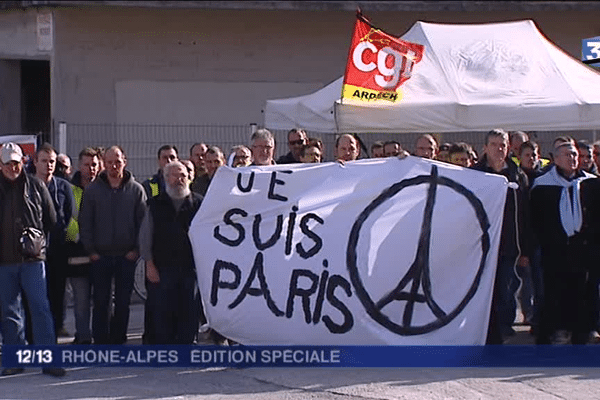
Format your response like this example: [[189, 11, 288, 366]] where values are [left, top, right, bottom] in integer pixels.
[[139, 161, 203, 344]]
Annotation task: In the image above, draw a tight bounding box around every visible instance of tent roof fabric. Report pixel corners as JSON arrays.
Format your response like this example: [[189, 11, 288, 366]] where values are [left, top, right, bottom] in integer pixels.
[[265, 20, 600, 134], [263, 77, 342, 133]]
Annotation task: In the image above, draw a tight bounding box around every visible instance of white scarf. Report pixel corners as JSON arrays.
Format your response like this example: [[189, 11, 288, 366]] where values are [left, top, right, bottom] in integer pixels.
[[532, 166, 595, 237]]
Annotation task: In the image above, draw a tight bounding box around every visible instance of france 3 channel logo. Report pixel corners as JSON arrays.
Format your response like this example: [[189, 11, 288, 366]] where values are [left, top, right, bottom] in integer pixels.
[[582, 36, 600, 67]]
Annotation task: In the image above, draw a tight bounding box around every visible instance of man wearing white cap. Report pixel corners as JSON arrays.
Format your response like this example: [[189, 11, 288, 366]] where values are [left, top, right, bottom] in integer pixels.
[[0, 142, 65, 377]]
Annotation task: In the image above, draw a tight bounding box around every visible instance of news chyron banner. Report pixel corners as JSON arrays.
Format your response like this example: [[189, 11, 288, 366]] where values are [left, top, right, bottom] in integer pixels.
[[189, 157, 508, 346], [341, 12, 424, 103], [7, 345, 600, 368]]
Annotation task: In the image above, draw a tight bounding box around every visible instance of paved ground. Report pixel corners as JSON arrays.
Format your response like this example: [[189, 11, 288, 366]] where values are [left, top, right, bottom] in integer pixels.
[[1, 301, 600, 399]]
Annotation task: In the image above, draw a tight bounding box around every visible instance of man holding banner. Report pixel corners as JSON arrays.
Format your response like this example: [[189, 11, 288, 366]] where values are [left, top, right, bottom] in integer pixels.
[[472, 129, 530, 344], [531, 137, 600, 345]]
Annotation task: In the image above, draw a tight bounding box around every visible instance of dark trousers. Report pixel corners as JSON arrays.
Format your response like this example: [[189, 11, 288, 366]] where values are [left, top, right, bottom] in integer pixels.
[[152, 267, 199, 344], [46, 242, 69, 335], [91, 256, 136, 344], [537, 245, 595, 344], [528, 246, 544, 331], [143, 278, 159, 344], [486, 254, 519, 344]]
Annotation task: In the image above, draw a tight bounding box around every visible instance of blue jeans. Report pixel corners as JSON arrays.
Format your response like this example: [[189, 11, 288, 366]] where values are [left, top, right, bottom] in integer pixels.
[[70, 276, 92, 343], [91, 256, 136, 344], [0, 261, 56, 345]]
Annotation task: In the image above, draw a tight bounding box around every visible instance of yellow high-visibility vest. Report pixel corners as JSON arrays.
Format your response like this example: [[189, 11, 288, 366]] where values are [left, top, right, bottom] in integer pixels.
[[65, 185, 83, 243]]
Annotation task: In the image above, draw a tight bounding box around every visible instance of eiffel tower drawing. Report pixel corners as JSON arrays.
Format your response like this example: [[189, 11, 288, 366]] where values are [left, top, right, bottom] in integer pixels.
[[347, 165, 491, 335]]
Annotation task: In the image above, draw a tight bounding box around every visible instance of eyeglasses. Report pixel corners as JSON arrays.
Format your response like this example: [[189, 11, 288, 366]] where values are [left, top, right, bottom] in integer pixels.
[[289, 139, 306, 146]]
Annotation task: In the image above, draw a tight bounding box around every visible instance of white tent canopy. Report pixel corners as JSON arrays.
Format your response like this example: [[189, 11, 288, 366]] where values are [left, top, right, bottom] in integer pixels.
[[264, 20, 600, 134], [264, 76, 342, 133]]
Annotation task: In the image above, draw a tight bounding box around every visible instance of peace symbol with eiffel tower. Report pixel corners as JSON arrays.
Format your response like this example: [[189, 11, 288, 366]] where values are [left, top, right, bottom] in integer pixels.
[[347, 165, 491, 335]]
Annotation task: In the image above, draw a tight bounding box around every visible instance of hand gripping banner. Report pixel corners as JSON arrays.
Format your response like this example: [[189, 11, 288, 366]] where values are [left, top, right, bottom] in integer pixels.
[[342, 11, 424, 103]]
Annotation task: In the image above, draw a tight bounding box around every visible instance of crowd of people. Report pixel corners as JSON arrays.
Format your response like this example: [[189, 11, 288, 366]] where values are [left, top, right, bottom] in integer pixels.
[[1, 126, 600, 376]]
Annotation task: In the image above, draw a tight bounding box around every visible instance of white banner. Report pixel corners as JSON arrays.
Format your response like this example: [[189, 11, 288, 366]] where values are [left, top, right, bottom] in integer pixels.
[[190, 157, 508, 345]]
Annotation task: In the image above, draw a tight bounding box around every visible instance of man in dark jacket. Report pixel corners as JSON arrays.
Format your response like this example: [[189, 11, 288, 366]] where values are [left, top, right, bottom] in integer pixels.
[[531, 137, 600, 344], [517, 140, 544, 331], [0, 142, 64, 377], [139, 160, 202, 344], [65, 147, 100, 344], [79, 145, 147, 344], [34, 143, 76, 338], [472, 129, 531, 344], [276, 128, 307, 164], [142, 145, 178, 199], [191, 146, 225, 196], [140, 144, 178, 344]]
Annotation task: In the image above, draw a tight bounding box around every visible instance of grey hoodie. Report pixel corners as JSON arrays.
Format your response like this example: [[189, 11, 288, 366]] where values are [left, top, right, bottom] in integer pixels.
[[79, 170, 147, 256]]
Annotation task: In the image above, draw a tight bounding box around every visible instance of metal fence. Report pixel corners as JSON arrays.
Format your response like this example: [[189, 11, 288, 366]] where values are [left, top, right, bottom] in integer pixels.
[[354, 130, 600, 161], [60, 123, 343, 181], [59, 122, 599, 181], [63, 123, 266, 181]]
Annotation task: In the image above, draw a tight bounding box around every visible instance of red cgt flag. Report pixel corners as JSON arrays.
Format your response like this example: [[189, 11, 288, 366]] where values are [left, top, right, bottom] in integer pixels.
[[342, 12, 424, 103]]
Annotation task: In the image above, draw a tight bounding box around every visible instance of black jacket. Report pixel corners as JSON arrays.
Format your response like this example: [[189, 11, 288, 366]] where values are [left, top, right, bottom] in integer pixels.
[[530, 167, 600, 248], [0, 171, 57, 264], [79, 170, 147, 256], [149, 191, 203, 272], [276, 152, 299, 165], [47, 175, 76, 247], [471, 155, 531, 258], [142, 170, 166, 199]]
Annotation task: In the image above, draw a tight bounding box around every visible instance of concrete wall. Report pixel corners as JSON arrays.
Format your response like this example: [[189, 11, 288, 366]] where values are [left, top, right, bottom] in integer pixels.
[[1, 5, 599, 177], [0, 59, 22, 134], [114, 81, 323, 125], [50, 6, 600, 126], [0, 6, 595, 126], [51, 7, 354, 126], [0, 8, 50, 135], [0, 8, 48, 59]]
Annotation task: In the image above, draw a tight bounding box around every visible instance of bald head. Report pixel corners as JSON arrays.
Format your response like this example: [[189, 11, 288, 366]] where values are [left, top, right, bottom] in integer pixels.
[[336, 134, 359, 162], [104, 146, 127, 181]]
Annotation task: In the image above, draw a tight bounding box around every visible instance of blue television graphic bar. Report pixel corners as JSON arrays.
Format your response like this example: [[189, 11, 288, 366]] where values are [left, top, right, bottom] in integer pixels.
[[4, 345, 600, 368]]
